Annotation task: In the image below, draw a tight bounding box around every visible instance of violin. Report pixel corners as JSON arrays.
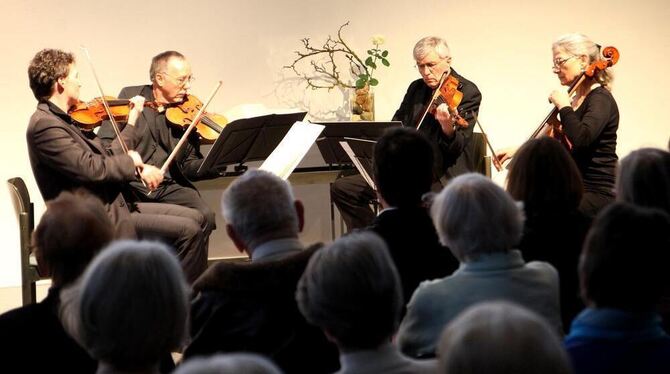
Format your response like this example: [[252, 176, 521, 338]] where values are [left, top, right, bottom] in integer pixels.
[[417, 72, 469, 130], [69, 96, 160, 130], [530, 46, 620, 150], [165, 94, 228, 143]]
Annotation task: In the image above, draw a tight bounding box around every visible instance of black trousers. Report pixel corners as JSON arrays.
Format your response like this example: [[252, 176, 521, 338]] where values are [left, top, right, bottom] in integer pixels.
[[130, 202, 207, 284], [330, 174, 378, 232]]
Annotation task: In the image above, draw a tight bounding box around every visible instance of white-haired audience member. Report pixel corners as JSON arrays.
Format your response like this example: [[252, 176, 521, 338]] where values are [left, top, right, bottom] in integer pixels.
[[564, 202, 670, 374], [397, 173, 562, 358], [65, 240, 190, 374], [185, 170, 339, 373], [296, 231, 436, 374], [175, 353, 283, 374], [438, 301, 572, 374], [0, 191, 113, 373]]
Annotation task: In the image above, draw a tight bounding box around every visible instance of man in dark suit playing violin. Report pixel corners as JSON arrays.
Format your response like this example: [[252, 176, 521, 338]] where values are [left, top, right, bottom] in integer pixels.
[[27, 48, 208, 283], [331, 36, 482, 231], [100, 51, 218, 268]]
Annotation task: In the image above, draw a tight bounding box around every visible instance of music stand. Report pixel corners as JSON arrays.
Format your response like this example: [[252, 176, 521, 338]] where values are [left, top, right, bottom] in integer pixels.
[[197, 111, 307, 175], [340, 137, 377, 189], [314, 121, 401, 164]]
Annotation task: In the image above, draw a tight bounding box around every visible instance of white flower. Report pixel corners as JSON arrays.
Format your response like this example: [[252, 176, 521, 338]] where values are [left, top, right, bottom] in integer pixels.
[[371, 35, 385, 46]]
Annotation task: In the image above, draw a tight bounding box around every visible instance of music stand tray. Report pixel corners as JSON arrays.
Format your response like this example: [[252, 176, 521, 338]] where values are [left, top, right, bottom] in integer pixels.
[[314, 121, 401, 164], [197, 111, 307, 175]]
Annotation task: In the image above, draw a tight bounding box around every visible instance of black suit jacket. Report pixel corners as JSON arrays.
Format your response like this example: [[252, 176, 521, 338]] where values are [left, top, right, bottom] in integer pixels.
[[100, 85, 218, 195], [186, 243, 340, 373], [368, 207, 459, 307], [392, 69, 482, 179], [27, 101, 136, 236], [0, 288, 97, 373]]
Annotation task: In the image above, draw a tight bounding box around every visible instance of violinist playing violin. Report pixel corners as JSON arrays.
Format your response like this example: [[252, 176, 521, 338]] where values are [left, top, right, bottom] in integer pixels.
[[331, 36, 482, 231], [27, 49, 208, 283], [497, 34, 619, 217], [100, 50, 218, 252]]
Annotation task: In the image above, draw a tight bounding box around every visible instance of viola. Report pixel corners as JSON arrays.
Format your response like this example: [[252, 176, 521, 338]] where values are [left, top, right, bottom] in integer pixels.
[[69, 96, 160, 130], [530, 46, 620, 150], [417, 72, 469, 130], [165, 95, 228, 143]]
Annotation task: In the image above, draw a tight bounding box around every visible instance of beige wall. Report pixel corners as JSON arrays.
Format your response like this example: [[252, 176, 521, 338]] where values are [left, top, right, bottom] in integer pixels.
[[1, 0, 668, 287]]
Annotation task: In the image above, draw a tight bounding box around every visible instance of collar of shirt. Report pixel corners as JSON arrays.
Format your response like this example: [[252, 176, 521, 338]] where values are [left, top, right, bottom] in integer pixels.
[[251, 237, 303, 263]]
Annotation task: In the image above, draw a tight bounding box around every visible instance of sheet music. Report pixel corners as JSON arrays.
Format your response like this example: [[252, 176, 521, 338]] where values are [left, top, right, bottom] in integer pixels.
[[259, 121, 325, 180], [339, 141, 376, 190]]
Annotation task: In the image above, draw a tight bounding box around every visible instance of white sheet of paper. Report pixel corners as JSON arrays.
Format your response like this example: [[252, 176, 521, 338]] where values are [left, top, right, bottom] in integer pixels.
[[259, 121, 325, 180], [339, 141, 376, 190]]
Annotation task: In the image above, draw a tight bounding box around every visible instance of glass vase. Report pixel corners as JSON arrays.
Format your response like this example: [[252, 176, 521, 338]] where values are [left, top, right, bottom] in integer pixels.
[[350, 85, 375, 121]]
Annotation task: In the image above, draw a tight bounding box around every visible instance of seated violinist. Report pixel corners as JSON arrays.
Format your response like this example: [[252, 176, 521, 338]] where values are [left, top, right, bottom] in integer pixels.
[[27, 48, 208, 283], [331, 36, 482, 231], [100, 51, 218, 265]]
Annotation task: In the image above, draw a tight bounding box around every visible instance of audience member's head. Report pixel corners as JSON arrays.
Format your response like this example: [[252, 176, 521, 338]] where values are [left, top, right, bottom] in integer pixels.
[[580, 202, 670, 312], [221, 170, 304, 252], [507, 137, 583, 215], [77, 240, 190, 372], [32, 190, 113, 288], [431, 173, 524, 261], [438, 301, 571, 374], [616, 147, 670, 214], [175, 353, 283, 374], [296, 231, 403, 351], [373, 127, 434, 208]]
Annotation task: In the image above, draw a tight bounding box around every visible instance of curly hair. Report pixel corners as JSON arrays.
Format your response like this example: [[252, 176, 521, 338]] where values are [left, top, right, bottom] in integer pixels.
[[28, 48, 74, 101]]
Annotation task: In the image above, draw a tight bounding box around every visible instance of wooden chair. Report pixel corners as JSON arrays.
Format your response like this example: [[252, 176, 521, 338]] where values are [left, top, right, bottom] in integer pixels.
[[7, 177, 46, 305]]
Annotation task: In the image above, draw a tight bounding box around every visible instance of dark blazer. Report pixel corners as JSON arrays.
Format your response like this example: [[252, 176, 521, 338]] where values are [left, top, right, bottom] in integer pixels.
[[368, 207, 459, 306], [392, 69, 482, 179], [185, 243, 340, 373], [0, 288, 97, 373], [100, 85, 218, 195], [27, 101, 137, 236]]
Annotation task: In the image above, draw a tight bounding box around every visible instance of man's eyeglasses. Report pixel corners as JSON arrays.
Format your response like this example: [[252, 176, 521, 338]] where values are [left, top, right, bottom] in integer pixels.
[[160, 72, 195, 86], [415, 59, 447, 72], [552, 55, 577, 69]]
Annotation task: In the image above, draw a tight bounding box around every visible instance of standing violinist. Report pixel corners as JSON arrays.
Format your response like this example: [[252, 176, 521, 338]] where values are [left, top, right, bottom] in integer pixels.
[[331, 36, 482, 231], [100, 50, 218, 257], [498, 34, 619, 217], [27, 48, 208, 283]]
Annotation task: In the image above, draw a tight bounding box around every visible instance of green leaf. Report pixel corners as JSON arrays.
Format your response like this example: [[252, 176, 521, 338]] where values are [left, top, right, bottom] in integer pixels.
[[365, 56, 373, 66], [355, 76, 368, 89], [381, 58, 390, 67], [367, 50, 374, 55], [369, 78, 379, 86], [382, 50, 389, 57]]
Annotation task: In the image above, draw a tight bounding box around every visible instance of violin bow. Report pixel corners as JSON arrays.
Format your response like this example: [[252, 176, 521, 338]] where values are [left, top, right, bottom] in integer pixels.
[[416, 71, 450, 130], [159, 81, 223, 175], [471, 111, 503, 172]]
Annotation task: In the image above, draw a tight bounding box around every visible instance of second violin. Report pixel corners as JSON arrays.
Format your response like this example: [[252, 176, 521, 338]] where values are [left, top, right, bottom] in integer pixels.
[[165, 94, 228, 143]]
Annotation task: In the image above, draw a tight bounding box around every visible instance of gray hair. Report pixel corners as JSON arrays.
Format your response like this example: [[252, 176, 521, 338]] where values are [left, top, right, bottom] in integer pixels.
[[553, 33, 614, 90], [78, 240, 190, 371], [296, 231, 403, 350], [221, 170, 299, 249], [413, 36, 450, 60], [438, 301, 571, 374], [431, 173, 524, 261], [174, 353, 283, 374]]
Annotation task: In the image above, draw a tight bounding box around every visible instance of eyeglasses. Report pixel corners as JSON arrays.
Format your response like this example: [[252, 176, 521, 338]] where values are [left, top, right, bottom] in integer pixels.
[[159, 72, 195, 86], [552, 55, 577, 69], [415, 58, 447, 72]]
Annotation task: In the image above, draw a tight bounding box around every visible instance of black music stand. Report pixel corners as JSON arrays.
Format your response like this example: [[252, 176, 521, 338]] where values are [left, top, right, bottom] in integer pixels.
[[197, 111, 307, 175], [314, 121, 401, 165], [340, 137, 377, 189]]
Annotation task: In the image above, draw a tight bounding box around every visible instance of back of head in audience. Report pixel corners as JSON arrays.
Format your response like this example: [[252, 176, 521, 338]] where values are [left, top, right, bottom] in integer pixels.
[[431, 173, 524, 261], [373, 127, 434, 208], [296, 231, 403, 351], [175, 353, 283, 374], [507, 137, 583, 214], [580, 202, 670, 312], [33, 190, 113, 288], [616, 147, 670, 214], [221, 169, 303, 252], [78, 240, 190, 372], [438, 301, 571, 374]]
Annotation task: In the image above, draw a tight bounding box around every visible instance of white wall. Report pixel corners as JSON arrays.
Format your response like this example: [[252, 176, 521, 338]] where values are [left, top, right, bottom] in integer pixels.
[[1, 0, 668, 287]]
